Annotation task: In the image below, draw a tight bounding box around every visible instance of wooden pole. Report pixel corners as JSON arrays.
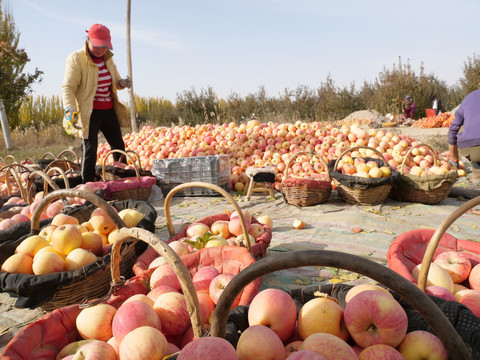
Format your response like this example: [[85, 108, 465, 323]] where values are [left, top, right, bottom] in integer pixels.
[[0, 99, 13, 149], [126, 0, 138, 132]]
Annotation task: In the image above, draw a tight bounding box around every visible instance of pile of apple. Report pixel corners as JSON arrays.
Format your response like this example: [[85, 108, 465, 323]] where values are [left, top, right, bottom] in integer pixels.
[[0, 207, 145, 276], [97, 121, 466, 193], [179, 284, 450, 359], [409, 250, 480, 318]]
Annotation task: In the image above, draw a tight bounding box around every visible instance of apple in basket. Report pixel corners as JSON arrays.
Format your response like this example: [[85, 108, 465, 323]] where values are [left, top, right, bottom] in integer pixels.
[[153, 292, 190, 336], [343, 290, 408, 348], [210, 220, 231, 239], [397, 330, 448, 360], [71, 340, 117, 360], [411, 263, 454, 293], [209, 273, 241, 306], [287, 350, 327, 360], [458, 290, 480, 318], [236, 325, 286, 360], [433, 250, 472, 284], [177, 337, 239, 360], [299, 333, 357, 359], [51, 224, 84, 256], [358, 344, 405, 360], [248, 288, 297, 342], [345, 283, 393, 304], [469, 263, 480, 290], [150, 263, 182, 291], [119, 326, 169, 360], [297, 295, 349, 341], [76, 303, 117, 342], [186, 223, 210, 238], [192, 265, 220, 293]]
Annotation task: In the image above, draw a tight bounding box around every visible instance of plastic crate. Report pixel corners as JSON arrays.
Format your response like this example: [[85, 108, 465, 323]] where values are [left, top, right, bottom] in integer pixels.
[[152, 155, 230, 196]]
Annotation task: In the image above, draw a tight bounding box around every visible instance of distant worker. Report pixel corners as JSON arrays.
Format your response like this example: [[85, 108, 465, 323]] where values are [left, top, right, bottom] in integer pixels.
[[432, 96, 442, 116], [62, 23, 132, 183], [402, 95, 415, 119], [448, 89, 480, 180]]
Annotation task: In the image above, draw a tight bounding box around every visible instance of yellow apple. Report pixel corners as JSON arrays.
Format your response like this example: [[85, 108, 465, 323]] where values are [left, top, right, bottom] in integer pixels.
[[51, 224, 84, 256], [117, 209, 144, 228]]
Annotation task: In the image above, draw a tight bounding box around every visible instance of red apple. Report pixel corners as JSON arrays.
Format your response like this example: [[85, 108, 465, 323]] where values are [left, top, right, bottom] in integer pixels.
[[76, 304, 117, 341], [153, 292, 190, 336], [469, 263, 480, 291], [433, 251, 472, 284], [150, 263, 182, 291], [177, 337, 239, 360], [73, 340, 117, 360], [358, 344, 405, 359], [458, 290, 480, 317], [209, 273, 240, 306], [344, 290, 408, 348], [112, 300, 162, 343], [192, 266, 220, 293], [300, 333, 357, 359], [425, 286, 457, 302], [287, 350, 327, 360], [397, 330, 448, 360], [197, 292, 215, 324], [248, 288, 297, 342], [147, 285, 179, 303], [236, 325, 285, 360]]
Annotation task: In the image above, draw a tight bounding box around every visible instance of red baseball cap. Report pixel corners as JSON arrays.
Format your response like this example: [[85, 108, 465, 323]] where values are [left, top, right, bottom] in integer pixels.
[[86, 24, 113, 50]]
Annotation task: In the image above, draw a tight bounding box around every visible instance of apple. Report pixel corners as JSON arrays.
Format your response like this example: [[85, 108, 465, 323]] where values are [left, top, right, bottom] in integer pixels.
[[147, 285, 179, 302], [51, 224, 84, 256], [469, 263, 480, 290], [153, 292, 190, 336], [284, 340, 303, 357], [248, 288, 297, 342], [38, 224, 58, 242], [210, 220, 231, 239], [15, 235, 49, 257], [205, 236, 229, 248], [300, 333, 357, 359], [287, 350, 327, 360], [112, 299, 162, 343], [117, 208, 144, 228], [293, 219, 306, 229], [51, 213, 79, 226], [297, 296, 349, 341], [425, 286, 457, 302], [32, 251, 64, 275], [397, 330, 448, 360], [236, 325, 285, 360], [150, 263, 182, 291], [76, 303, 117, 341], [344, 290, 408, 348], [256, 215, 273, 229], [209, 273, 240, 306], [192, 266, 220, 293], [64, 248, 98, 271], [80, 232, 104, 256], [148, 255, 167, 269], [89, 209, 117, 235], [72, 340, 117, 360], [345, 284, 392, 304], [45, 200, 64, 219], [56, 339, 95, 359], [411, 263, 454, 293], [248, 223, 265, 240], [1, 253, 33, 274], [197, 292, 215, 324], [433, 251, 472, 284], [177, 337, 239, 360], [118, 326, 169, 360], [168, 240, 189, 256], [186, 223, 210, 238], [123, 293, 154, 307], [458, 290, 480, 317], [358, 344, 405, 359]]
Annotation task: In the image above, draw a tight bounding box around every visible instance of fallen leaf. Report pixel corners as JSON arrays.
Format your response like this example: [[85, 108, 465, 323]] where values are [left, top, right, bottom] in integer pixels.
[[329, 278, 343, 284], [352, 227, 363, 233], [382, 230, 394, 235]]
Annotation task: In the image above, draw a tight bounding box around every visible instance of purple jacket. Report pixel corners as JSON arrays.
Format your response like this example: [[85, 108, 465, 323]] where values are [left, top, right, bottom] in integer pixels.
[[448, 89, 480, 148]]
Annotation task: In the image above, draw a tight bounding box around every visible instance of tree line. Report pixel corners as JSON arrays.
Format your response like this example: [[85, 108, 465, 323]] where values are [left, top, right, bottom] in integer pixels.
[[2, 0, 480, 131]]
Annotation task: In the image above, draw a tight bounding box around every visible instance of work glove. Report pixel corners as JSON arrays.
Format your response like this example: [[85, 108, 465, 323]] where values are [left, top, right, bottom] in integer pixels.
[[119, 77, 132, 89]]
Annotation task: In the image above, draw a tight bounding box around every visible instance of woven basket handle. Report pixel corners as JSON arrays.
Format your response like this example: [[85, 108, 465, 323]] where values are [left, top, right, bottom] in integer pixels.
[[41, 152, 56, 160], [26, 170, 62, 205], [418, 196, 480, 292], [125, 149, 144, 172], [283, 150, 330, 181], [4, 155, 17, 165], [333, 146, 390, 172], [399, 143, 438, 175], [30, 189, 126, 233], [102, 149, 140, 181], [210, 250, 470, 360], [164, 181, 252, 255], [56, 149, 80, 164], [111, 227, 205, 340], [2, 166, 28, 202]]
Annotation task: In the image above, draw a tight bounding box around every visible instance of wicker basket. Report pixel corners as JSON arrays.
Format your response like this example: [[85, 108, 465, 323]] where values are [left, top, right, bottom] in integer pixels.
[[330, 146, 399, 205], [99, 149, 151, 181], [163, 181, 272, 259], [208, 250, 471, 360], [389, 143, 457, 204], [0, 189, 146, 311], [0, 164, 29, 202], [281, 151, 331, 207]]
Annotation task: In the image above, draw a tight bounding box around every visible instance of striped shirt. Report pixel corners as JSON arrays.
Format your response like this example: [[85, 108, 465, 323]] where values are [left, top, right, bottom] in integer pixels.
[[91, 56, 113, 109]]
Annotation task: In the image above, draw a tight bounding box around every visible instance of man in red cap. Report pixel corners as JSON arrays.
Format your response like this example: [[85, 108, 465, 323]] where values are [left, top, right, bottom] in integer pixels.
[[62, 23, 132, 183]]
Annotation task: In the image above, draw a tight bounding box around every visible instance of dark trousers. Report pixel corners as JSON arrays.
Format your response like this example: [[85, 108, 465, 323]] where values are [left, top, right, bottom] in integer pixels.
[[81, 108, 125, 183]]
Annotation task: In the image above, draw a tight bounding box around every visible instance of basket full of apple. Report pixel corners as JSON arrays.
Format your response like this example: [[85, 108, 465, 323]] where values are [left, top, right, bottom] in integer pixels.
[[388, 143, 458, 204], [328, 145, 401, 205], [388, 196, 480, 319], [0, 188, 156, 310]]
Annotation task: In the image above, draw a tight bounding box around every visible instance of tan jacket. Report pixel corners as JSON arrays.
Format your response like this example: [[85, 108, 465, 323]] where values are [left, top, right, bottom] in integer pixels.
[[62, 41, 130, 139]]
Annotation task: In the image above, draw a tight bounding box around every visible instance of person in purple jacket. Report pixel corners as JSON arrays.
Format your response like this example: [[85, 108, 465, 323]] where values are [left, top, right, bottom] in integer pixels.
[[448, 89, 480, 180]]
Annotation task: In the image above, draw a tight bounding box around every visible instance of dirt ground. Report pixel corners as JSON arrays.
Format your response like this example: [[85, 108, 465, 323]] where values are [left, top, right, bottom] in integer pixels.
[[0, 125, 476, 352]]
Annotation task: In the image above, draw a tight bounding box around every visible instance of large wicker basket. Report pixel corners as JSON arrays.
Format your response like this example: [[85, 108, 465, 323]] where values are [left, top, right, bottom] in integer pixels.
[[98, 149, 152, 181], [0, 189, 152, 311], [281, 150, 331, 207], [389, 143, 458, 204], [329, 146, 399, 205]]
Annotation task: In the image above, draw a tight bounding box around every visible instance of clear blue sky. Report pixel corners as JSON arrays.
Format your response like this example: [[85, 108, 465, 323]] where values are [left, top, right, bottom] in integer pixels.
[[8, 0, 480, 104]]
